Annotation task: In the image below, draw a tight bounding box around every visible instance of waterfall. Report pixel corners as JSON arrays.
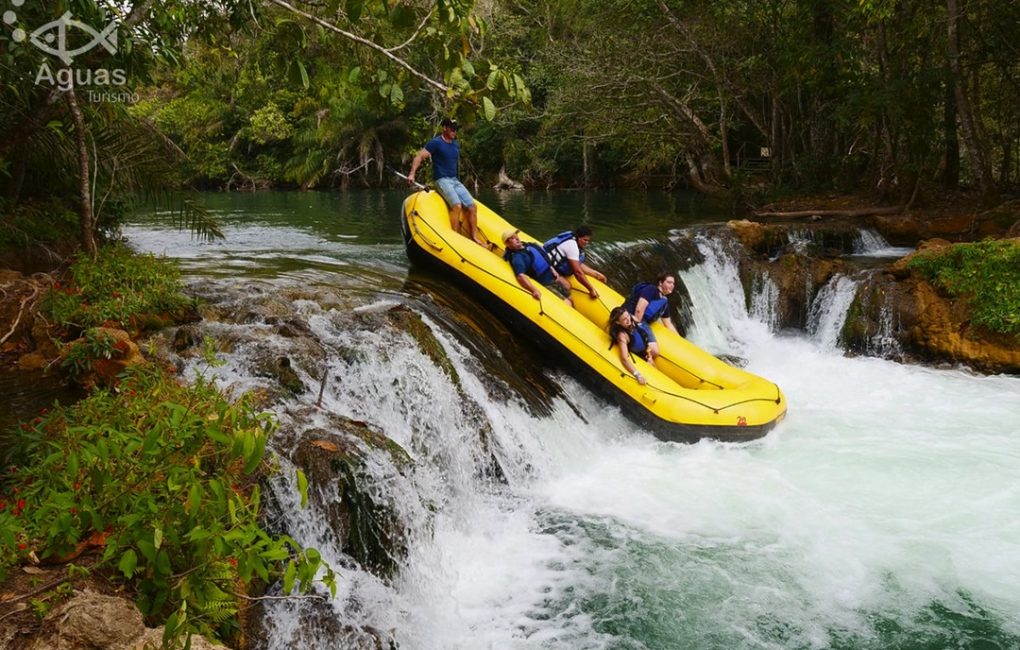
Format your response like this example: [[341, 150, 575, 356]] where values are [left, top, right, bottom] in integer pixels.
[[807, 275, 859, 350], [173, 284, 637, 648], [869, 297, 903, 356], [853, 229, 914, 258], [677, 235, 772, 356], [750, 271, 780, 332]]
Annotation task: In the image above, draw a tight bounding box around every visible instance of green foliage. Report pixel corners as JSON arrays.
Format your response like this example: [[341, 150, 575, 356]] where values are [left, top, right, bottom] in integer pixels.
[[908, 240, 1020, 336], [249, 105, 294, 144], [41, 244, 197, 331], [60, 328, 119, 379], [0, 365, 336, 641], [0, 199, 80, 249]]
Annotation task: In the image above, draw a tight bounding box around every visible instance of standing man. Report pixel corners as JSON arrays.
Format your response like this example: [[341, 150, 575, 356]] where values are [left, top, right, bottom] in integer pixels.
[[544, 225, 607, 300], [624, 272, 679, 333], [408, 118, 486, 247]]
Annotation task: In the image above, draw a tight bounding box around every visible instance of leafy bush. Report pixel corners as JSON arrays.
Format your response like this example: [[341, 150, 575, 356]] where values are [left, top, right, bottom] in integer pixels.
[[0, 198, 79, 249], [42, 244, 197, 331], [908, 240, 1020, 336], [59, 328, 119, 379], [0, 365, 333, 641]]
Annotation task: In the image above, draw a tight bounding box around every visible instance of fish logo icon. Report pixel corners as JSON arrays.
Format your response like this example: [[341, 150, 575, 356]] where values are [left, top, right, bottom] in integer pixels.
[[28, 11, 117, 65]]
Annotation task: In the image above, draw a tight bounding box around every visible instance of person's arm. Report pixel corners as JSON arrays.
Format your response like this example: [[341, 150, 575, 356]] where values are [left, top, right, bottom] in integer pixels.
[[616, 333, 647, 384], [516, 273, 542, 300], [568, 259, 599, 299], [660, 316, 678, 334], [632, 297, 650, 323], [580, 262, 606, 283], [408, 147, 431, 185]]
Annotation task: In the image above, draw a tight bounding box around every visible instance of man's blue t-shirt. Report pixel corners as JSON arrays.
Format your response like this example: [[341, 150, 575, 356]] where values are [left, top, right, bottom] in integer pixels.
[[424, 135, 460, 180]]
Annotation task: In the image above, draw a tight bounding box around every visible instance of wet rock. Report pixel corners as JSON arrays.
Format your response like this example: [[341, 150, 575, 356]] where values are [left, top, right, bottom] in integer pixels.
[[265, 315, 313, 338], [243, 595, 396, 650], [384, 304, 459, 384], [173, 325, 203, 352], [254, 354, 307, 396], [289, 418, 412, 580], [755, 253, 851, 330]]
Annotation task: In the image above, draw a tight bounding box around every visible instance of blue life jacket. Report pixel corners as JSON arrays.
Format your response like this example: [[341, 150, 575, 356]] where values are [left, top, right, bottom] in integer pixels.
[[610, 321, 653, 356], [624, 282, 669, 323], [543, 231, 585, 276], [505, 243, 555, 284]]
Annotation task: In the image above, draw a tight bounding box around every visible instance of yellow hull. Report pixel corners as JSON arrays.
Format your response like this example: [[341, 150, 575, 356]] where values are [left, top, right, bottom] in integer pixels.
[[400, 190, 786, 442]]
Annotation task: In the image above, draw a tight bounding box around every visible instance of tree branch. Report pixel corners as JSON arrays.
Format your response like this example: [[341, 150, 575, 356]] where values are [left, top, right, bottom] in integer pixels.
[[267, 0, 450, 94]]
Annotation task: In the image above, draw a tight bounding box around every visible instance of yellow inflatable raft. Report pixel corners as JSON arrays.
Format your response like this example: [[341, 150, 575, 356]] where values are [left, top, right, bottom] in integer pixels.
[[400, 190, 786, 443]]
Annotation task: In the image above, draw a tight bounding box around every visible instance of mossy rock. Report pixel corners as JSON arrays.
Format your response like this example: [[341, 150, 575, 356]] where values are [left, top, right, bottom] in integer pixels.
[[383, 304, 459, 385], [290, 419, 412, 580]]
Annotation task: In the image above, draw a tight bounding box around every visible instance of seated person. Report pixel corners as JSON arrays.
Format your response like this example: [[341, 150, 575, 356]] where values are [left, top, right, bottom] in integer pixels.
[[502, 229, 573, 306], [544, 225, 607, 300], [608, 306, 659, 385], [624, 272, 679, 333]]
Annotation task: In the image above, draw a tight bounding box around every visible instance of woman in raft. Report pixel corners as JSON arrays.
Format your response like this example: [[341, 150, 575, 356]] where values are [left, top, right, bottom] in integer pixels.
[[608, 306, 659, 386]]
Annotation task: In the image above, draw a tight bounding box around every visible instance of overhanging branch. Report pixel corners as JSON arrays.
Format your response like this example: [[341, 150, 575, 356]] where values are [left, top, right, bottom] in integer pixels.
[[266, 0, 450, 94]]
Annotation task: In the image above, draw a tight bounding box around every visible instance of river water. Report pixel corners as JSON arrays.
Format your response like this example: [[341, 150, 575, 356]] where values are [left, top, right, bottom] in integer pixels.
[[124, 191, 1020, 650]]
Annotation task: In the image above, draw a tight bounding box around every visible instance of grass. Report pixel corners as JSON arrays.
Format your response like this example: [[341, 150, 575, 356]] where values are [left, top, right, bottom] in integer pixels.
[[908, 239, 1020, 337]]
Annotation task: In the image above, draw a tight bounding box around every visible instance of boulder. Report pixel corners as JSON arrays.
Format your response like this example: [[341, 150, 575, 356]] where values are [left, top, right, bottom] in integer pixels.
[[726, 219, 765, 252], [290, 420, 411, 579], [25, 589, 222, 649], [900, 279, 1020, 373]]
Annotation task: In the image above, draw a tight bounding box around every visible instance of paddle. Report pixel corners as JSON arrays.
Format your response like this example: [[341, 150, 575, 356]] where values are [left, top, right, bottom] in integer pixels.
[[391, 168, 427, 190]]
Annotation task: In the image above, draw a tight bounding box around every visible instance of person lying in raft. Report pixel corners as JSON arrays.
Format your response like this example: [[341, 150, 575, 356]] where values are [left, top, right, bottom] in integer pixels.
[[544, 225, 607, 300], [503, 229, 573, 306], [624, 272, 679, 334], [608, 306, 659, 386]]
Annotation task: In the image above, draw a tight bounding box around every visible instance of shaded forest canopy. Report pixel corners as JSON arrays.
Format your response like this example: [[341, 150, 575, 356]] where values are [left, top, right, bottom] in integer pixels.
[[2, 0, 1020, 253]]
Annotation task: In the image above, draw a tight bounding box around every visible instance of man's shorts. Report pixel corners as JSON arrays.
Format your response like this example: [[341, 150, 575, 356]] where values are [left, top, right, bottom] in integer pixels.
[[435, 177, 476, 208], [544, 280, 571, 300]]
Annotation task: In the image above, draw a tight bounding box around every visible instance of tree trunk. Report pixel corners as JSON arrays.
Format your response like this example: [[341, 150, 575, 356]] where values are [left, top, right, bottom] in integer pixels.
[[942, 74, 960, 188], [719, 95, 731, 178], [1000, 139, 1012, 186], [946, 0, 994, 195], [66, 88, 97, 258], [582, 137, 591, 188], [684, 154, 726, 194]]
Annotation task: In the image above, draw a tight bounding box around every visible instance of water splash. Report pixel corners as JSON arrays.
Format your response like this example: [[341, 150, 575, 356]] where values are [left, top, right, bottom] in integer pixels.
[[808, 274, 859, 350]]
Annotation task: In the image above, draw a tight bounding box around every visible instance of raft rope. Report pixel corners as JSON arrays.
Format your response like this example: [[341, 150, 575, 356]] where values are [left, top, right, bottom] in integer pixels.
[[405, 196, 782, 415]]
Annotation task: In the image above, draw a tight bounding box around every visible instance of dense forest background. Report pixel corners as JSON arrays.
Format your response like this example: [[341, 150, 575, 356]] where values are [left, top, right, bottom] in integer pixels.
[[2, 0, 1019, 254]]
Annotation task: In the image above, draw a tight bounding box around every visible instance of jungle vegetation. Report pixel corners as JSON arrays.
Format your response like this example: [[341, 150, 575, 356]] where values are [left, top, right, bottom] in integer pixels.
[[2, 0, 1020, 257]]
